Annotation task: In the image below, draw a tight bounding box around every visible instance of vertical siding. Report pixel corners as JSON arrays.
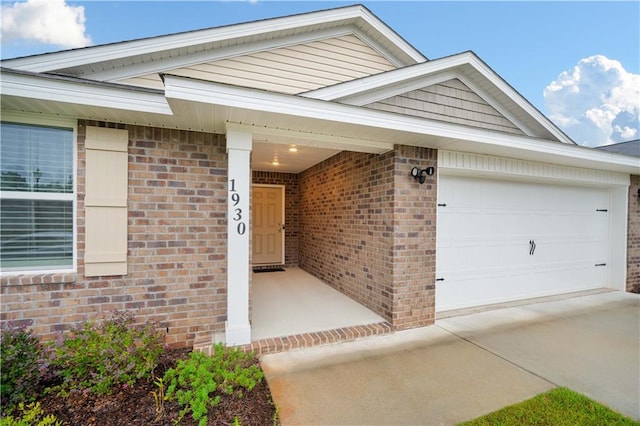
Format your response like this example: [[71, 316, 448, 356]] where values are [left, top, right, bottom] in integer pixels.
[[119, 34, 397, 93], [366, 79, 525, 135]]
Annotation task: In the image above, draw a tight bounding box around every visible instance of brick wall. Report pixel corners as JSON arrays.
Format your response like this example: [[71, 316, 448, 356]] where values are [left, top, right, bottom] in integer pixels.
[[628, 175, 640, 293], [391, 145, 437, 329], [1, 121, 228, 347], [298, 146, 437, 329], [252, 172, 299, 267]]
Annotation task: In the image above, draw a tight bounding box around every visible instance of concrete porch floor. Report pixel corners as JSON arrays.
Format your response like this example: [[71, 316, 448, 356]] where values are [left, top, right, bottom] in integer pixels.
[[251, 267, 386, 341]]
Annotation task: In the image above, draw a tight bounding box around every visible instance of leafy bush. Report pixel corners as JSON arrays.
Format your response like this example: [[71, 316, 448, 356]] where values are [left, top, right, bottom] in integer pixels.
[[164, 343, 264, 426], [48, 310, 164, 395], [0, 402, 60, 426], [0, 325, 44, 415]]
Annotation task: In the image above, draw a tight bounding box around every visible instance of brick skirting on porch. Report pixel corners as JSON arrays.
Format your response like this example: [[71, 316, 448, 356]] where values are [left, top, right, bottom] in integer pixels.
[[194, 321, 393, 356]]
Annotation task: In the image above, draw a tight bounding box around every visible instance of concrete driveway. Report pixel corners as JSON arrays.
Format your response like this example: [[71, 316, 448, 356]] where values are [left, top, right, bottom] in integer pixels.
[[261, 290, 640, 425]]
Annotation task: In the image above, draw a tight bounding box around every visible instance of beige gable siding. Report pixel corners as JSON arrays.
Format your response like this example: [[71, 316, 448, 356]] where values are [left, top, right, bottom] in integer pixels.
[[366, 79, 525, 135], [119, 35, 397, 93]]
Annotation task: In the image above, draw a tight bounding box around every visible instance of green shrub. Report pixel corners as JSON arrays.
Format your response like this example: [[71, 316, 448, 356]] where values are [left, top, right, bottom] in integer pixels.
[[0, 402, 60, 426], [0, 325, 44, 415], [48, 310, 164, 395], [164, 343, 264, 426]]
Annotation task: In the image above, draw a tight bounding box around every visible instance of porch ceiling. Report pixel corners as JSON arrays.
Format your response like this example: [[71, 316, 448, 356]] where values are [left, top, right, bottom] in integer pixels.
[[252, 142, 339, 173]]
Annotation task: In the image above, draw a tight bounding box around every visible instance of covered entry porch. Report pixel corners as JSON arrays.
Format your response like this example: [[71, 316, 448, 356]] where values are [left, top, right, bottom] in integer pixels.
[[223, 122, 437, 348], [251, 267, 387, 341]]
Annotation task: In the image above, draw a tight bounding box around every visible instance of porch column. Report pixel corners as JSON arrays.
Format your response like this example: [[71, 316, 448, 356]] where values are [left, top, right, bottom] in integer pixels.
[[225, 125, 252, 346]]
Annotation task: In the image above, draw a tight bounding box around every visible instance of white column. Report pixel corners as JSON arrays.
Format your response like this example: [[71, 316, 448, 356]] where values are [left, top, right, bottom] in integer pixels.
[[225, 125, 252, 346]]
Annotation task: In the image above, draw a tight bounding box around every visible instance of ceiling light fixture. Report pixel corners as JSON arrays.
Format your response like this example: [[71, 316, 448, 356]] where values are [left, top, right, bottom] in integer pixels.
[[289, 146, 298, 152]]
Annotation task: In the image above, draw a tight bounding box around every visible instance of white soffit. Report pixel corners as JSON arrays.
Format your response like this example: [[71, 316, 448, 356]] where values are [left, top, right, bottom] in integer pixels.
[[163, 74, 639, 174], [1, 70, 637, 175], [0, 5, 425, 78], [303, 52, 575, 145], [0, 70, 172, 115]]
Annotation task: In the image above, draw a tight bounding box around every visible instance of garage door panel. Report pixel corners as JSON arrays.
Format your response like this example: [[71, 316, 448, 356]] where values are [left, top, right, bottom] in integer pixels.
[[436, 175, 609, 312], [438, 238, 526, 270], [437, 262, 606, 311]]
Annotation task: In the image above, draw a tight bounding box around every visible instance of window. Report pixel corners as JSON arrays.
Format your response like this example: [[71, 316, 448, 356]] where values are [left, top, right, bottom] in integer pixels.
[[1, 121, 75, 272]]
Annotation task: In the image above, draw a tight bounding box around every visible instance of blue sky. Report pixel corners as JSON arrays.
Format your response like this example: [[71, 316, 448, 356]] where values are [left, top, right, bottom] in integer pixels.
[[1, 1, 639, 147]]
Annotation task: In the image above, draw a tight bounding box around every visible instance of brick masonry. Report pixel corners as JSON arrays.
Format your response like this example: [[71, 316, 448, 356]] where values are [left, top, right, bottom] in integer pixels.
[[195, 321, 393, 356], [2, 119, 636, 349], [628, 175, 640, 293], [1, 121, 229, 347], [298, 145, 437, 330]]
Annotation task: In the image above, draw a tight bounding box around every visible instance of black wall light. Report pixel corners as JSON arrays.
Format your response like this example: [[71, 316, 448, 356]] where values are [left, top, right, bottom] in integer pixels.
[[410, 166, 434, 184]]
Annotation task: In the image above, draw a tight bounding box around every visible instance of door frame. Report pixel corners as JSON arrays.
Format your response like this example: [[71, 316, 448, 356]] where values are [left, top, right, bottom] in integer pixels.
[[251, 184, 286, 265]]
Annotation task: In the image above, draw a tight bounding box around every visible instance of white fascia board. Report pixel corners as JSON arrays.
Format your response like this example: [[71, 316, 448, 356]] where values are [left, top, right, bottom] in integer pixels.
[[163, 74, 639, 174], [88, 27, 354, 82], [304, 52, 574, 145], [303, 53, 472, 101], [463, 54, 576, 145], [227, 122, 393, 154], [0, 71, 172, 115], [355, 7, 426, 64], [455, 74, 540, 138], [2, 5, 423, 74]]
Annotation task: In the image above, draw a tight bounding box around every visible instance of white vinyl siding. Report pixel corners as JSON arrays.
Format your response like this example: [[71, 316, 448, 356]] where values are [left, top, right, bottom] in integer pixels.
[[120, 35, 397, 93], [84, 126, 128, 277], [366, 79, 524, 135], [0, 118, 75, 273]]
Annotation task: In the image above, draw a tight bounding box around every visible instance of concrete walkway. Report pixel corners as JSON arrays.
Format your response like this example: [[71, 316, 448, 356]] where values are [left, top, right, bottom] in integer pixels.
[[261, 291, 640, 425]]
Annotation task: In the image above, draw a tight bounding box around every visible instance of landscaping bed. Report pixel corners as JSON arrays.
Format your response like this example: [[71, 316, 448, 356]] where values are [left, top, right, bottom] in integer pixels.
[[1, 312, 278, 426], [36, 348, 277, 426]]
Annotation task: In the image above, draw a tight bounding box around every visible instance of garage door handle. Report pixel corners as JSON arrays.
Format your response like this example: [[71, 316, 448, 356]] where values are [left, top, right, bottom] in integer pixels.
[[529, 240, 536, 255], [595, 263, 606, 267], [436, 278, 445, 282]]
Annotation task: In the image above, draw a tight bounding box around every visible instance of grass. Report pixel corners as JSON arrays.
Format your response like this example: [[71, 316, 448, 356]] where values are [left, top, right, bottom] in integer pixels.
[[459, 387, 639, 426]]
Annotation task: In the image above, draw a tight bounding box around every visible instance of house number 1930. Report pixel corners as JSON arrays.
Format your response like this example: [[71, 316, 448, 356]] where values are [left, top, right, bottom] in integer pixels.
[[229, 179, 246, 235]]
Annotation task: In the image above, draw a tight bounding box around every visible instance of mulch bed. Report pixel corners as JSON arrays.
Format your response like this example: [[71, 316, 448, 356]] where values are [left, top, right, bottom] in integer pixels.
[[37, 348, 278, 426]]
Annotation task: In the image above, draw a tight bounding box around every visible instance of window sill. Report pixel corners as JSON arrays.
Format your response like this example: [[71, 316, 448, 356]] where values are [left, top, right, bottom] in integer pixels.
[[0, 272, 77, 286]]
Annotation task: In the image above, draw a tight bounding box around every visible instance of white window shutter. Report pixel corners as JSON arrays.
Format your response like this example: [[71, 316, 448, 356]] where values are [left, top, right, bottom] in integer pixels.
[[84, 126, 128, 277]]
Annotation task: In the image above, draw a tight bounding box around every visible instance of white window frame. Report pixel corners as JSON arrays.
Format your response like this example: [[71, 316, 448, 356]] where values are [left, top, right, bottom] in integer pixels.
[[0, 111, 77, 276]]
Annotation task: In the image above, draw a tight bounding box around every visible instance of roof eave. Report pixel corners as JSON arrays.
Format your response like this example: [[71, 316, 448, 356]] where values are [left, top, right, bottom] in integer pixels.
[[302, 51, 576, 145], [1, 71, 635, 175], [162, 75, 637, 174], [0, 4, 426, 75]]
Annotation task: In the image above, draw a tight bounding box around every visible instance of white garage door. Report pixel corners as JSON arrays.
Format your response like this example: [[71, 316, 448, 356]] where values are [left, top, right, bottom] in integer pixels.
[[436, 175, 610, 312]]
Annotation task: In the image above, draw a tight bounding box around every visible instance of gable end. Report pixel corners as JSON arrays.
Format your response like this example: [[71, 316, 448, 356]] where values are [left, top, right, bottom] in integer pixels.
[[118, 34, 398, 94], [364, 79, 525, 135]]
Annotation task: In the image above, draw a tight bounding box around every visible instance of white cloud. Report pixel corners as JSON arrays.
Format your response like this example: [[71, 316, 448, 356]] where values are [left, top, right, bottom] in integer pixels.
[[1, 0, 91, 49], [544, 55, 640, 147]]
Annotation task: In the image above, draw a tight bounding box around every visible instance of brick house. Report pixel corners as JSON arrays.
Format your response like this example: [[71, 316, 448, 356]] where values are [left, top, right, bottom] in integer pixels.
[[1, 5, 638, 350]]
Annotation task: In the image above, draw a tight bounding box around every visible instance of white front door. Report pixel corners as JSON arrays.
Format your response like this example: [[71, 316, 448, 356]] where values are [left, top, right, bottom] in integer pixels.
[[436, 175, 610, 312], [252, 185, 285, 265]]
